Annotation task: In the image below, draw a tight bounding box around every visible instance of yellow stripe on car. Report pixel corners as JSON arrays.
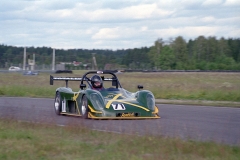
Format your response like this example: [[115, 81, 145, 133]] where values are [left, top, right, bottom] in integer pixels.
[[72, 92, 81, 115], [152, 106, 159, 113], [88, 105, 102, 113], [105, 93, 122, 109], [114, 100, 150, 111], [105, 93, 150, 111]]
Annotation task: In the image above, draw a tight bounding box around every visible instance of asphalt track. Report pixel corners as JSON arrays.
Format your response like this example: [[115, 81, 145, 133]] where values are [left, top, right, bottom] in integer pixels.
[[0, 97, 239, 146]]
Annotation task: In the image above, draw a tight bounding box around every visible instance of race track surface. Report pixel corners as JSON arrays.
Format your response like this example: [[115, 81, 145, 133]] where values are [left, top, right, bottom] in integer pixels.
[[0, 97, 239, 146]]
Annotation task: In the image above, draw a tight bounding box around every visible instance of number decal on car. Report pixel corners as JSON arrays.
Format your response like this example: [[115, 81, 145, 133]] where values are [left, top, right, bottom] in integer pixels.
[[112, 103, 126, 110]]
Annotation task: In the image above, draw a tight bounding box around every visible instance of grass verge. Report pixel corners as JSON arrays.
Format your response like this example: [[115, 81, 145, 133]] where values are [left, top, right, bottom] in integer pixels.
[[0, 71, 239, 105], [0, 119, 239, 160]]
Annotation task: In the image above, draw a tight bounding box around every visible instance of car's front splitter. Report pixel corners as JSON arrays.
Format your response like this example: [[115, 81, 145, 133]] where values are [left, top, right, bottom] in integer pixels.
[[87, 112, 160, 119]]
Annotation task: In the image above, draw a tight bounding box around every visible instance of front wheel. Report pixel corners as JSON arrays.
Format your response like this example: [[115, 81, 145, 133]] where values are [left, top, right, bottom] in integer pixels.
[[80, 95, 89, 119], [54, 92, 62, 115]]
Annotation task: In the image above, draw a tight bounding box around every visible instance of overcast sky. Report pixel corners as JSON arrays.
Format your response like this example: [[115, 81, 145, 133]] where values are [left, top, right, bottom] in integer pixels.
[[0, 0, 239, 50]]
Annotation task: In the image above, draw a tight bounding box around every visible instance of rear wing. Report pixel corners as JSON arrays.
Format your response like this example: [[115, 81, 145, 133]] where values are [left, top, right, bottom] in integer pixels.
[[50, 75, 82, 87], [50, 75, 116, 85], [50, 71, 121, 88]]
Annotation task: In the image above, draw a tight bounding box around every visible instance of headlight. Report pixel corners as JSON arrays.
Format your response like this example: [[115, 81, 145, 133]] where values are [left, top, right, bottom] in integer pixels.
[[90, 93, 104, 110], [147, 93, 155, 110]]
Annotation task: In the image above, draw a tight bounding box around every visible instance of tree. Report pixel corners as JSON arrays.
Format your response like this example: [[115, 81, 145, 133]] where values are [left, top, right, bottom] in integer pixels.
[[206, 36, 218, 62], [147, 39, 164, 69], [228, 38, 240, 62], [158, 46, 175, 70], [171, 36, 188, 69], [218, 37, 231, 58]]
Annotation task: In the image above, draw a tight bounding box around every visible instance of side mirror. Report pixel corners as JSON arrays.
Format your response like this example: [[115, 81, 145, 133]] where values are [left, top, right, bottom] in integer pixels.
[[137, 85, 143, 90], [80, 84, 86, 90]]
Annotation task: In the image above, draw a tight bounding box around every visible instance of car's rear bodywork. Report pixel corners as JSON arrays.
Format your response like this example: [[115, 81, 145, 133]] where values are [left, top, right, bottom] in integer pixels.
[[50, 71, 160, 119]]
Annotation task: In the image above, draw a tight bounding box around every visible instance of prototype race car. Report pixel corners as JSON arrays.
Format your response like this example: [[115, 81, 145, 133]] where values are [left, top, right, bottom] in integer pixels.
[[50, 71, 160, 119]]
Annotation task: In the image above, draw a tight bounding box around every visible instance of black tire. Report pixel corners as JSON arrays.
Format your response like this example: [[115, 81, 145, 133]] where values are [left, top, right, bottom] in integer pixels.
[[80, 95, 89, 119], [54, 92, 62, 115]]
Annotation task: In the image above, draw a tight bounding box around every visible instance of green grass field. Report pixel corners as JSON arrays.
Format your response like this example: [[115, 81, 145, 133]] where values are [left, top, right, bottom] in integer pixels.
[[0, 71, 240, 102]]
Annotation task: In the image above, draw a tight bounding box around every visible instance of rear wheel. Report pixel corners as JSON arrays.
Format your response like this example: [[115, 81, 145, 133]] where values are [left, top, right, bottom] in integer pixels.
[[54, 92, 62, 115], [80, 95, 89, 119]]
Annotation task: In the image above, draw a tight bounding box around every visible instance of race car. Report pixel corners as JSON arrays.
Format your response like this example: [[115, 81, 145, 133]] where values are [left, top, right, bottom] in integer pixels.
[[50, 71, 160, 119], [23, 71, 39, 75]]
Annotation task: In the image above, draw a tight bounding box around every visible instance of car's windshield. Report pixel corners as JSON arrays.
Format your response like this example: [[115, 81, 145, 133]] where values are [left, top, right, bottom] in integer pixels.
[[99, 88, 135, 100]]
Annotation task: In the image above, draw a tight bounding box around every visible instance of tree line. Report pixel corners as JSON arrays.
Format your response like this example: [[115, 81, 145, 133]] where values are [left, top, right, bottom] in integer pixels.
[[0, 36, 240, 70]]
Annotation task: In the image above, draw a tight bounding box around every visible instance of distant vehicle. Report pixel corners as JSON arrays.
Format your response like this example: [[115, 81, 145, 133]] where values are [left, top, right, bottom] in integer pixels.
[[8, 66, 21, 71], [23, 71, 39, 75]]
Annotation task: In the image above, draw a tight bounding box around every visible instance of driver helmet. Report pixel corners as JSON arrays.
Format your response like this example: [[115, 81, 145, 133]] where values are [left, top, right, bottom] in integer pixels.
[[91, 75, 103, 88]]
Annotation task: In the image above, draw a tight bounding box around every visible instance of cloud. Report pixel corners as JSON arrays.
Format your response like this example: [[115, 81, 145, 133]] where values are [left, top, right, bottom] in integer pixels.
[[92, 27, 121, 40], [224, 0, 240, 6], [201, 16, 216, 23], [0, 0, 239, 49], [202, 0, 224, 6], [153, 26, 216, 41]]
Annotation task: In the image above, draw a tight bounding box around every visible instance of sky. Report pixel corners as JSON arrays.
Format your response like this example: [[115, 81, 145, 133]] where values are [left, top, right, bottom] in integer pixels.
[[0, 0, 240, 50]]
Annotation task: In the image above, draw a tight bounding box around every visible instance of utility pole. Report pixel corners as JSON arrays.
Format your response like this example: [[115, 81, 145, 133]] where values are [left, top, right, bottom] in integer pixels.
[[23, 47, 26, 70], [92, 53, 98, 70], [52, 48, 55, 71], [32, 53, 35, 70]]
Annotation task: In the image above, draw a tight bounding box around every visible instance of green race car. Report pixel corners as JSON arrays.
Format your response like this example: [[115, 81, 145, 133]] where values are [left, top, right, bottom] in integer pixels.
[[50, 71, 160, 119]]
